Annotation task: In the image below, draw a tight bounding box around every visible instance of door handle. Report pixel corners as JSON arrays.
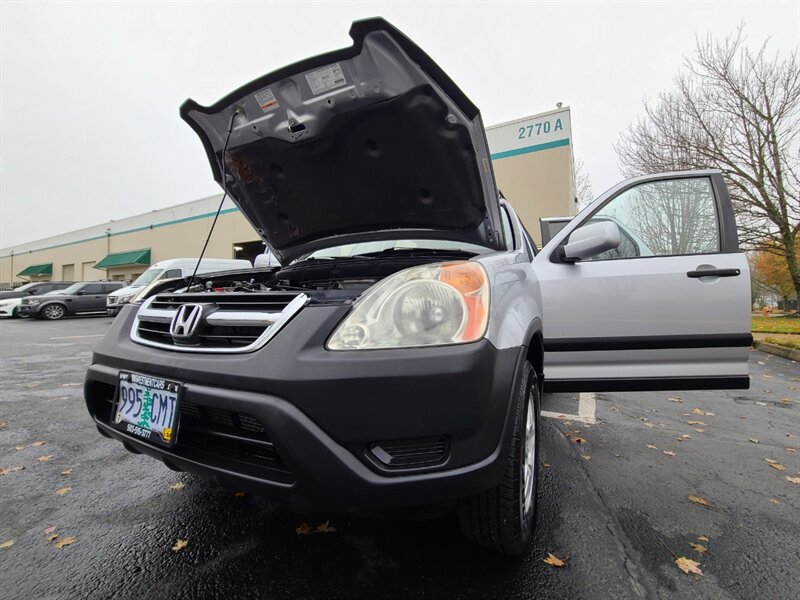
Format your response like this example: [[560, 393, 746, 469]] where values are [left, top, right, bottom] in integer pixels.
[[687, 268, 740, 278]]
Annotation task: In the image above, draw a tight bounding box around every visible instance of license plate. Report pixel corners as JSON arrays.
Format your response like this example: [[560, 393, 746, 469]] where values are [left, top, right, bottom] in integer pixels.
[[112, 372, 181, 448]]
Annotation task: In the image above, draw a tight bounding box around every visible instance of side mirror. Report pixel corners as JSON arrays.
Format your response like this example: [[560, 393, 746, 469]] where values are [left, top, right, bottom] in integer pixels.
[[559, 221, 621, 263], [76, 290, 87, 295], [27, 289, 37, 294]]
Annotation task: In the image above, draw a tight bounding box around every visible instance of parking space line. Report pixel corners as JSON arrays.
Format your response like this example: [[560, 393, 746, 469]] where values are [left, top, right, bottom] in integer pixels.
[[542, 392, 597, 425], [49, 334, 106, 340]]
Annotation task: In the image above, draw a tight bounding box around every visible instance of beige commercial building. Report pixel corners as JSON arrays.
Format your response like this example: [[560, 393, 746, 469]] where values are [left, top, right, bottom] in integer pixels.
[[0, 108, 576, 287]]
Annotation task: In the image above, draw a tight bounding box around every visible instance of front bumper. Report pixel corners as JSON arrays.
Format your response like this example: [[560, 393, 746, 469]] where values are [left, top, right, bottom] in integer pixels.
[[85, 304, 525, 512], [18, 305, 39, 317]]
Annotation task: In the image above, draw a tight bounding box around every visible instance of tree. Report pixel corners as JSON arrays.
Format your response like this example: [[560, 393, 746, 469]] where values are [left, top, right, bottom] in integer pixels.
[[615, 26, 800, 300], [751, 243, 799, 304], [138, 389, 153, 428], [574, 158, 595, 210]]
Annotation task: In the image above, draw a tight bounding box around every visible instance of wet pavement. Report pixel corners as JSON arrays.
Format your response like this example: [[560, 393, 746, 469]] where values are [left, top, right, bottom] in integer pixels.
[[1, 316, 798, 599]]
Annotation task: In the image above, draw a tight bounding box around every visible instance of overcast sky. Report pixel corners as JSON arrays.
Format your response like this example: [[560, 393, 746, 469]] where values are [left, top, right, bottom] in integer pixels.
[[1, 0, 798, 248]]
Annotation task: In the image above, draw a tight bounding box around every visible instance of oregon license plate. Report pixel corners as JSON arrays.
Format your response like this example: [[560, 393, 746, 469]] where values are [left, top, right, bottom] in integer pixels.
[[112, 372, 181, 448]]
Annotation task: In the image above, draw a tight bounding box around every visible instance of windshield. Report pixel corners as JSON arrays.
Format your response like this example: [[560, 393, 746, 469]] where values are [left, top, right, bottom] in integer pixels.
[[303, 240, 489, 261], [61, 283, 85, 295], [14, 283, 36, 292], [131, 268, 164, 288]]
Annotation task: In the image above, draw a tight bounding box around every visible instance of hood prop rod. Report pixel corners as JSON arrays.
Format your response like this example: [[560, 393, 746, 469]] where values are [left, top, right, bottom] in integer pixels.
[[186, 107, 240, 291]]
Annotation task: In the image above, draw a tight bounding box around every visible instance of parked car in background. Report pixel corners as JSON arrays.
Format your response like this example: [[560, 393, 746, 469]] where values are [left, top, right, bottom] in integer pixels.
[[21, 281, 125, 320], [0, 289, 67, 318], [106, 258, 252, 315], [0, 281, 74, 302]]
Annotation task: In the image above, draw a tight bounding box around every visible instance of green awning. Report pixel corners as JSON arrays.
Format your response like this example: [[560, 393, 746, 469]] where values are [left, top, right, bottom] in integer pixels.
[[94, 248, 151, 269], [17, 263, 53, 277]]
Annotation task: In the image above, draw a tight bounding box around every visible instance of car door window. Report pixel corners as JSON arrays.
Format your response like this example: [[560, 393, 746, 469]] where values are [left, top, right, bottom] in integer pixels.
[[162, 269, 182, 279], [578, 177, 720, 261], [82, 284, 104, 294]]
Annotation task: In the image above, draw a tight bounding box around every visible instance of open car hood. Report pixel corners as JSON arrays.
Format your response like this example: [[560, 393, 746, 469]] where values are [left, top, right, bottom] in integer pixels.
[[181, 18, 504, 264]]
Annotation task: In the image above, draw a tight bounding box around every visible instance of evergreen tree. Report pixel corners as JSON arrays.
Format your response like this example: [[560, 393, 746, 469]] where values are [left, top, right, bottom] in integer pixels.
[[138, 389, 153, 428]]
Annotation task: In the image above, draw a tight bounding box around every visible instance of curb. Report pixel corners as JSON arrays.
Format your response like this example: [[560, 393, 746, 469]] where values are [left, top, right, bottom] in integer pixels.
[[752, 340, 800, 362]]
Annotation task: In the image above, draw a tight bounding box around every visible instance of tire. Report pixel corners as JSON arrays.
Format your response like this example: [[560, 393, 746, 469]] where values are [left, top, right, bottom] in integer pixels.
[[42, 304, 66, 320], [457, 360, 540, 555]]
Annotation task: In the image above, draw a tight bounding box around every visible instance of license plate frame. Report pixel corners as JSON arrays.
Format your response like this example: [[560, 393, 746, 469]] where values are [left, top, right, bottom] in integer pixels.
[[111, 371, 182, 448]]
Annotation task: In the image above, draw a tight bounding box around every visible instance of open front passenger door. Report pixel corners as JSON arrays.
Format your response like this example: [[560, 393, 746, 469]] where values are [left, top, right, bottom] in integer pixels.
[[534, 170, 751, 392]]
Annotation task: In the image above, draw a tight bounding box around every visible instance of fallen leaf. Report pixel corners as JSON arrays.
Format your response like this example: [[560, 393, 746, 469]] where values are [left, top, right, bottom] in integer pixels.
[[663, 450, 676, 456], [31, 441, 47, 447], [640, 417, 651, 422], [169, 482, 185, 490], [679, 434, 691, 440], [688, 495, 708, 506], [769, 463, 786, 471], [693, 428, 705, 433], [0, 540, 14, 549], [769, 498, 780, 505], [765, 458, 778, 464], [691, 408, 705, 415], [234, 491, 246, 497], [644, 422, 655, 428], [543, 553, 566, 567], [787, 476, 800, 485], [782, 397, 791, 404], [786, 448, 797, 453], [581, 455, 592, 461], [757, 361, 765, 365], [0, 465, 25, 476], [54, 487, 72, 497], [46, 534, 58, 542], [687, 420, 706, 426], [43, 526, 56, 535], [646, 444, 659, 450], [37, 455, 53, 462], [675, 556, 703, 575], [572, 437, 587, 443], [689, 542, 707, 553], [749, 439, 760, 444], [669, 397, 684, 403], [60, 469, 72, 476], [755, 401, 767, 406], [54, 536, 76, 549], [789, 434, 797, 439], [543, 463, 551, 468], [316, 520, 337, 533], [705, 412, 715, 417], [697, 535, 709, 542], [295, 523, 313, 536], [171, 539, 188, 552], [14, 445, 25, 451]]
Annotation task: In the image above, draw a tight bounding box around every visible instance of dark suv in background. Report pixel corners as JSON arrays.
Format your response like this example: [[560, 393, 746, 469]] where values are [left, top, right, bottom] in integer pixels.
[[20, 282, 125, 320], [0, 281, 74, 301]]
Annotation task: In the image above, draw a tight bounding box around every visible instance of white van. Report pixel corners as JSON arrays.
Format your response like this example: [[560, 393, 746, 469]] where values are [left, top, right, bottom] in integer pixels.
[[106, 258, 251, 315]]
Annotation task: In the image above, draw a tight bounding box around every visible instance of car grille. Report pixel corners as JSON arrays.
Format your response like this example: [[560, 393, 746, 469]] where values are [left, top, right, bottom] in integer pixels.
[[131, 292, 308, 353], [87, 380, 293, 483]]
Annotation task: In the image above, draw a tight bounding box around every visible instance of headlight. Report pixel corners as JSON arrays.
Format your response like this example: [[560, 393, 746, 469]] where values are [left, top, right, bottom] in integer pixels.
[[114, 295, 133, 305], [0, 300, 13, 308], [25, 298, 40, 305], [327, 261, 489, 350]]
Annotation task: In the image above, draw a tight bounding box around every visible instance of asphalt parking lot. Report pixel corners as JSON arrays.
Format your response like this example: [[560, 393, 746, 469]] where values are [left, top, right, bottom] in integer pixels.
[[1, 316, 798, 600]]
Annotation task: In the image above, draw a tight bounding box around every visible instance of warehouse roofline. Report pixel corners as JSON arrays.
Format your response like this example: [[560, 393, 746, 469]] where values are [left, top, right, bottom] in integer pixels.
[[0, 194, 236, 259]]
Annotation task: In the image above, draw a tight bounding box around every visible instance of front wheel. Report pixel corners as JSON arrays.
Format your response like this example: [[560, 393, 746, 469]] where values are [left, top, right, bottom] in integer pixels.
[[457, 360, 540, 555], [12, 306, 28, 319], [42, 304, 66, 320]]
